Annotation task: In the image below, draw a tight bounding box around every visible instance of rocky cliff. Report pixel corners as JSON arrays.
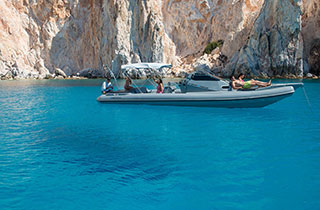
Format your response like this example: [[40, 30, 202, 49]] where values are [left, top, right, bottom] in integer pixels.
[[0, 0, 319, 79], [302, 0, 320, 75], [225, 0, 304, 78]]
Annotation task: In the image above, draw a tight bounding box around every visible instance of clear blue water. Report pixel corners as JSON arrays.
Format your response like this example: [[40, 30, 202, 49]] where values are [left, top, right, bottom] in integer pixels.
[[0, 79, 320, 210]]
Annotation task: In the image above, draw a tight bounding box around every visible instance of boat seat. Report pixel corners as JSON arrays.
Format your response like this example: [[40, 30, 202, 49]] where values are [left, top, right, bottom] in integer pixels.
[[238, 87, 259, 91], [107, 90, 126, 93], [129, 87, 149, 93], [163, 86, 175, 93]]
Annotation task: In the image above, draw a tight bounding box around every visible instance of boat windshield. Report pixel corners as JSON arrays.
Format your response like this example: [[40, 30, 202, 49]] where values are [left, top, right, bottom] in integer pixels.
[[191, 72, 219, 81], [121, 63, 172, 71]]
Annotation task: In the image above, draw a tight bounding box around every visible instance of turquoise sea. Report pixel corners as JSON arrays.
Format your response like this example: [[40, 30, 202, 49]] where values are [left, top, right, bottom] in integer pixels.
[[0, 79, 320, 210]]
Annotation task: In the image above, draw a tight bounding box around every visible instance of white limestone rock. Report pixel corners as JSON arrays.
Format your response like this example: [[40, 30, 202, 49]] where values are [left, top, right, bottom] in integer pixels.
[[225, 0, 304, 78], [54, 68, 67, 78], [0, 0, 319, 79]]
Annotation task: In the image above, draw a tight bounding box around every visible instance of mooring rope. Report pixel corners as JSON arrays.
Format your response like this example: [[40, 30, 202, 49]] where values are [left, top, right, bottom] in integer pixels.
[[302, 86, 313, 114]]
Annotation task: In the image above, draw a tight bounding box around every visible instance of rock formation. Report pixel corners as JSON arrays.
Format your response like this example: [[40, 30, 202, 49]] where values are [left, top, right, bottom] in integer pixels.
[[0, 0, 319, 79], [0, 0, 174, 79], [162, 0, 264, 58], [302, 0, 320, 75], [225, 0, 304, 78]]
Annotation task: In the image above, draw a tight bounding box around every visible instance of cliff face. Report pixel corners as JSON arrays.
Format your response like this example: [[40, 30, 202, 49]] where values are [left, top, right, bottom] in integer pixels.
[[302, 0, 320, 75], [0, 0, 173, 78], [0, 0, 319, 79], [225, 0, 304, 78], [162, 0, 264, 58]]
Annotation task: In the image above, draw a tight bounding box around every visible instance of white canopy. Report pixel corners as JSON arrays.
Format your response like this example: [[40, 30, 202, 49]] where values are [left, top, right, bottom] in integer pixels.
[[121, 63, 172, 71]]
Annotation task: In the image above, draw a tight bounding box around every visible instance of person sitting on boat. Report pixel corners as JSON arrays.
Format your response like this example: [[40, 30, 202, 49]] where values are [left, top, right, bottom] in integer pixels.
[[154, 77, 164, 93], [124, 77, 133, 91], [101, 78, 113, 94], [238, 73, 271, 89]]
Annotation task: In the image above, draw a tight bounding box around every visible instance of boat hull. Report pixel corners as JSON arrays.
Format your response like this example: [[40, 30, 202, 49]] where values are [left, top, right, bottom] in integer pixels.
[[270, 82, 303, 90], [97, 86, 295, 108]]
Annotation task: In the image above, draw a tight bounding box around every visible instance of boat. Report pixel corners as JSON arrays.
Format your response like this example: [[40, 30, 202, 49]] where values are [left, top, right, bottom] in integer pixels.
[[97, 63, 303, 108]]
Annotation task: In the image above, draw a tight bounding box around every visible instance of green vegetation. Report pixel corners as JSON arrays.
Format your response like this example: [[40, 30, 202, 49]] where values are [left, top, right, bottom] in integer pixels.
[[203, 40, 224, 54]]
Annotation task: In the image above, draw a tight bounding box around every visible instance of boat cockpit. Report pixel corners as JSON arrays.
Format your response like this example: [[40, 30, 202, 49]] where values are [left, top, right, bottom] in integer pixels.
[[178, 70, 230, 93]]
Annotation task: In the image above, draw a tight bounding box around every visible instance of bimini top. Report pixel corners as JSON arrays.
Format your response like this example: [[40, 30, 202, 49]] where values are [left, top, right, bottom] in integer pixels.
[[121, 63, 172, 71]]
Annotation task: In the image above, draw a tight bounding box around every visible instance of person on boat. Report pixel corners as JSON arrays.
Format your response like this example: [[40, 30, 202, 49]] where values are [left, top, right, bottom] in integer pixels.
[[124, 77, 133, 91], [237, 73, 271, 89], [154, 77, 164, 93], [230, 75, 243, 90], [101, 78, 113, 94]]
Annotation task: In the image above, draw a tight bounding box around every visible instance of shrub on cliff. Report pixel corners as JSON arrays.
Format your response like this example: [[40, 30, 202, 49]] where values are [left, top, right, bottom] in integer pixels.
[[203, 40, 224, 55]]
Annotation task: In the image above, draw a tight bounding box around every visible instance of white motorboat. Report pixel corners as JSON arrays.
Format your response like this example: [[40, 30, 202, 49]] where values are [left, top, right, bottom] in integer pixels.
[[97, 63, 303, 108]]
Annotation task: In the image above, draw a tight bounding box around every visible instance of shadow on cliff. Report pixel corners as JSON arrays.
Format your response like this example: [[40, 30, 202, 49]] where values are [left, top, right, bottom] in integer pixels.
[[127, 0, 163, 63], [48, 4, 84, 75], [308, 39, 320, 75], [47, 1, 105, 76]]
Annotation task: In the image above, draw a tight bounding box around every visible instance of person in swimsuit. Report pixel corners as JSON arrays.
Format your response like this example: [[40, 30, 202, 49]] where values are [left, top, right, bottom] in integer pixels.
[[230, 75, 243, 90], [124, 77, 133, 91], [238, 73, 271, 89], [154, 77, 164, 93]]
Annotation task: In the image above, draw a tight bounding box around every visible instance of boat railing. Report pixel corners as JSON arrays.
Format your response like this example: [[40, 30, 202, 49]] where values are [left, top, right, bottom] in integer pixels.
[[103, 63, 171, 94], [104, 64, 121, 91]]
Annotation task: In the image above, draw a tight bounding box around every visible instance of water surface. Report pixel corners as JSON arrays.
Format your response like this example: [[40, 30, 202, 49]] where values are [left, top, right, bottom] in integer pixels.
[[0, 79, 320, 210]]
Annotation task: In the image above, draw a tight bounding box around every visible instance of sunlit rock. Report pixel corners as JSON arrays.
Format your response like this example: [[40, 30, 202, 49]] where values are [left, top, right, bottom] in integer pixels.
[[0, 0, 319, 79]]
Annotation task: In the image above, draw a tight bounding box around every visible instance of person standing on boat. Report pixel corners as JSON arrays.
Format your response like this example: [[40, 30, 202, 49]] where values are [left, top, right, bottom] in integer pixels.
[[101, 78, 113, 94], [238, 73, 271, 89], [154, 78, 164, 93]]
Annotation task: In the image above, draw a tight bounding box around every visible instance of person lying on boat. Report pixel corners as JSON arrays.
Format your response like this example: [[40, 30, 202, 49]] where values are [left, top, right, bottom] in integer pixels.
[[154, 77, 164, 93], [237, 73, 271, 89], [230, 76, 243, 90], [101, 78, 113, 94], [124, 77, 133, 91]]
